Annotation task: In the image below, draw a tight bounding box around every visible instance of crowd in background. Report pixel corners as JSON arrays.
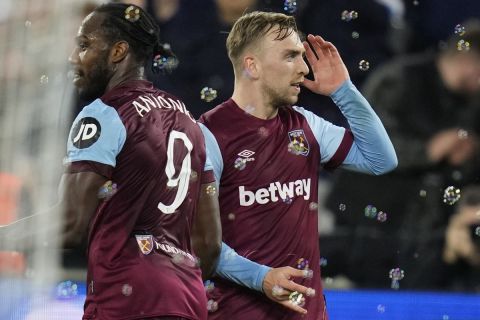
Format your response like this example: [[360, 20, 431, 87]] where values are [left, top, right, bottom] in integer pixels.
[[4, 0, 480, 293]]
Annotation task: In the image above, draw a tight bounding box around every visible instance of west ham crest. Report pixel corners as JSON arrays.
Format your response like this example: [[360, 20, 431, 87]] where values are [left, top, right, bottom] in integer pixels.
[[288, 129, 310, 156], [135, 235, 153, 255]]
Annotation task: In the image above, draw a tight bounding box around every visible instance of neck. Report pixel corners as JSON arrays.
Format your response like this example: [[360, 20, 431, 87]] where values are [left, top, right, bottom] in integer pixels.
[[231, 78, 278, 120], [106, 65, 145, 92]]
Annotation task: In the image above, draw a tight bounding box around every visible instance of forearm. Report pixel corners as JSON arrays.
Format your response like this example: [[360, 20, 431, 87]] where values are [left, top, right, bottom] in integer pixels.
[[192, 180, 222, 279], [214, 242, 271, 292], [331, 80, 397, 174]]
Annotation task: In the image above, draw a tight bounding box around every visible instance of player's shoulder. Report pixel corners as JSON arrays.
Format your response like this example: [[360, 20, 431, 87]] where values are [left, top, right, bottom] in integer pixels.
[[67, 98, 127, 164], [282, 105, 321, 123], [199, 99, 235, 126], [81, 98, 117, 115], [76, 98, 123, 128]]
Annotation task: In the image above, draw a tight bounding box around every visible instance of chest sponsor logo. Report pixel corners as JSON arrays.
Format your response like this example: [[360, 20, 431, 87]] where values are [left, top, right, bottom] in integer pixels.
[[239, 178, 311, 206], [135, 235, 153, 255], [71, 117, 101, 149], [288, 129, 309, 156]]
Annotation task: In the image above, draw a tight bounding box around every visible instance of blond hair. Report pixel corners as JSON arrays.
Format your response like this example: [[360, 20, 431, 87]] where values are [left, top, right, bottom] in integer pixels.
[[226, 11, 298, 70]]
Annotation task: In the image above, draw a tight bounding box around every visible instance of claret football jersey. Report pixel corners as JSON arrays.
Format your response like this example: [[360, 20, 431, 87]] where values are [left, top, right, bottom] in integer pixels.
[[199, 99, 353, 320], [66, 80, 213, 320]]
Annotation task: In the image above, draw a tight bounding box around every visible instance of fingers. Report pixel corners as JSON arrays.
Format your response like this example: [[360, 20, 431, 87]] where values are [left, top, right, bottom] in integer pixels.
[[279, 300, 308, 315], [306, 34, 335, 58], [322, 39, 342, 60], [281, 266, 313, 279], [307, 34, 325, 60], [263, 266, 315, 315], [281, 280, 316, 297], [303, 41, 318, 66], [315, 35, 333, 58]]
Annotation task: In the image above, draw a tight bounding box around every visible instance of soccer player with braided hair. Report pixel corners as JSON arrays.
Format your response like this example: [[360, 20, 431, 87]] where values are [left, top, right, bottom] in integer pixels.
[[0, 3, 220, 320]]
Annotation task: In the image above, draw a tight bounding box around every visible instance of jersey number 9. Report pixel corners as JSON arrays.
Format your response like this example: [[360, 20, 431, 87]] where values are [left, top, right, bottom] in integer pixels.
[[158, 130, 193, 214]]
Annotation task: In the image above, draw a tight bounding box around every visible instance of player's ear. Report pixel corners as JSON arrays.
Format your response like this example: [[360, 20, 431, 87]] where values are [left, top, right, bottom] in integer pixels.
[[110, 40, 129, 63], [243, 54, 260, 80]]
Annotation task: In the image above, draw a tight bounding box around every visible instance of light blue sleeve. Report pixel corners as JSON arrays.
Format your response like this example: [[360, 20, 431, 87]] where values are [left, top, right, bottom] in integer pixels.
[[198, 123, 223, 185], [66, 98, 126, 166], [330, 80, 397, 175], [204, 151, 214, 172], [292, 106, 347, 164], [214, 242, 271, 292]]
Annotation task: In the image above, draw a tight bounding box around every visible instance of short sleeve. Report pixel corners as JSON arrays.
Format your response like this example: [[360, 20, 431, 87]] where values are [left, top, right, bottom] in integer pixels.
[[198, 123, 223, 185], [293, 106, 353, 168], [201, 147, 216, 184], [66, 99, 127, 169]]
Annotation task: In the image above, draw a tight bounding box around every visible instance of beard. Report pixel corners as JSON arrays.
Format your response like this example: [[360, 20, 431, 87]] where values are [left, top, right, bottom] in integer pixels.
[[262, 82, 298, 109], [77, 51, 113, 101]]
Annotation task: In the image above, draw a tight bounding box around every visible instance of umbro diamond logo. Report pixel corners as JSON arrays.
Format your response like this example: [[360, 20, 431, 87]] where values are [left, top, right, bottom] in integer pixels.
[[238, 149, 255, 158]]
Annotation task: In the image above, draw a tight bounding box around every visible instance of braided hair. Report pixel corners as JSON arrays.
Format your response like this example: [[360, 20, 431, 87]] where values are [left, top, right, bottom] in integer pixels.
[[94, 3, 177, 73]]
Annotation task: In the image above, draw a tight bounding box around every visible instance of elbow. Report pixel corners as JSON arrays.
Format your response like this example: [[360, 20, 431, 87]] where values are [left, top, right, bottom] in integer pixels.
[[211, 240, 222, 261], [373, 154, 398, 175], [384, 154, 399, 173]]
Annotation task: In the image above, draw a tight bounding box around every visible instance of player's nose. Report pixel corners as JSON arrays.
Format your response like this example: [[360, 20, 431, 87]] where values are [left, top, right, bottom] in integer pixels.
[[68, 47, 80, 65], [299, 57, 309, 76]]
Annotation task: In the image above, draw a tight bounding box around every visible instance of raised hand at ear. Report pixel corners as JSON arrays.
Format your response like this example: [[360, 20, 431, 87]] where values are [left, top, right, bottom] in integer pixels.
[[302, 34, 349, 96]]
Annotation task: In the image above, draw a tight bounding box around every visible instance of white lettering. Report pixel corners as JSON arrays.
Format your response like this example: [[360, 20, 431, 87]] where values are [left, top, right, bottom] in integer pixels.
[[133, 100, 150, 117], [302, 179, 311, 200], [275, 181, 294, 201], [157, 95, 172, 109], [256, 188, 270, 204], [295, 180, 303, 196], [73, 124, 84, 143], [139, 95, 159, 109], [154, 241, 196, 262], [131, 95, 196, 123], [239, 186, 255, 206], [82, 124, 97, 140], [268, 184, 279, 202], [73, 123, 97, 142], [168, 98, 182, 112], [239, 178, 312, 206]]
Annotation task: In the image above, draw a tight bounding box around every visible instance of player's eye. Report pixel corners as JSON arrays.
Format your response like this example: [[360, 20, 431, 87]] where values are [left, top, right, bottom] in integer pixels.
[[286, 54, 295, 61], [77, 42, 88, 50]]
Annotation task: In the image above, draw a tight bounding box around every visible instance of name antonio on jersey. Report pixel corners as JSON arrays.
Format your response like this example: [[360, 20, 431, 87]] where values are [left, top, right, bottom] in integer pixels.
[[132, 94, 196, 123], [239, 178, 311, 206]]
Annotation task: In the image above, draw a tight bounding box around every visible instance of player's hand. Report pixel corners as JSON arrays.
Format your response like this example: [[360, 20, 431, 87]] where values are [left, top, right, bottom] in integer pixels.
[[262, 266, 315, 315], [302, 34, 349, 96]]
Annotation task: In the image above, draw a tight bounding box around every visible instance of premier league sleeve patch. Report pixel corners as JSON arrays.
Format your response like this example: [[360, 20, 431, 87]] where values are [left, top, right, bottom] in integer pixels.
[[288, 129, 310, 156], [71, 117, 101, 149]]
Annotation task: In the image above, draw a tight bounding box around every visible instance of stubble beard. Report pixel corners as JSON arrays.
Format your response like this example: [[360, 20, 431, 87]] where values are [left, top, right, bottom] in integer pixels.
[[262, 83, 298, 109]]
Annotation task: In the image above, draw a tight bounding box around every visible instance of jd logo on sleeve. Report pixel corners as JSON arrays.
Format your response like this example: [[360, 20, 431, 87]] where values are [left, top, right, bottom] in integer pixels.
[[71, 117, 101, 149]]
